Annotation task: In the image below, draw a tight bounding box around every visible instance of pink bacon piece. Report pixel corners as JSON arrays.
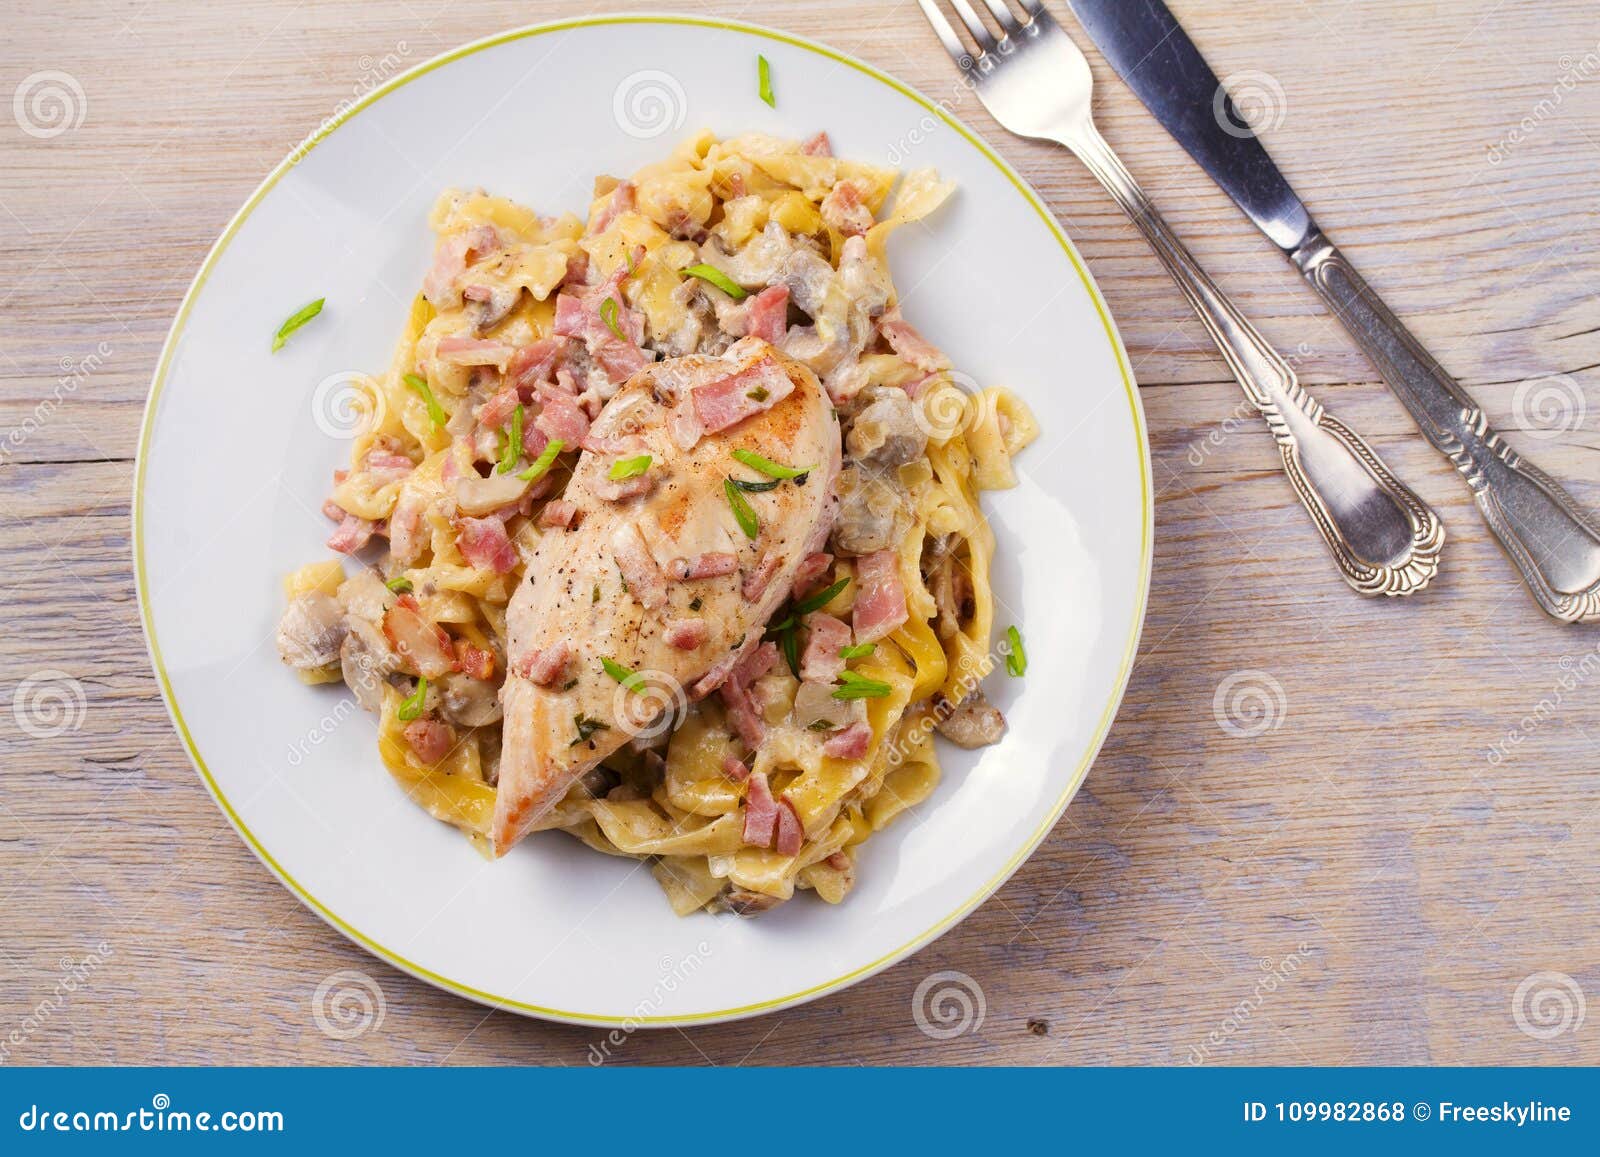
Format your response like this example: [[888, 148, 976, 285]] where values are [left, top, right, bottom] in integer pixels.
[[456, 515, 518, 574], [663, 618, 708, 650], [404, 718, 457, 764], [326, 513, 376, 555], [878, 308, 951, 374], [851, 549, 908, 643], [690, 356, 795, 434], [822, 721, 872, 760], [667, 552, 739, 581], [774, 798, 804, 856], [800, 613, 851, 683], [742, 771, 779, 849], [518, 640, 572, 687]]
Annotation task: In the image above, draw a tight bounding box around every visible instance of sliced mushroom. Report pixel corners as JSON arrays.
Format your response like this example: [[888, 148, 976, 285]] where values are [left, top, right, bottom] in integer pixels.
[[721, 888, 783, 916], [463, 284, 521, 334], [452, 469, 531, 516], [846, 387, 928, 470], [276, 592, 347, 670], [831, 464, 913, 556], [438, 672, 503, 727], [340, 617, 400, 713], [935, 689, 1005, 749]]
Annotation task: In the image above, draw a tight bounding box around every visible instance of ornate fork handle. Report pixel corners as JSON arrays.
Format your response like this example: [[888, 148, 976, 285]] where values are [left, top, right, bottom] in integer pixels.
[[1292, 231, 1600, 622], [1064, 122, 1443, 595]]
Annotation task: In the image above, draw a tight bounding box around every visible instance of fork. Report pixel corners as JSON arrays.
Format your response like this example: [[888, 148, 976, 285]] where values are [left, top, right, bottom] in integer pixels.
[[917, 0, 1445, 596]]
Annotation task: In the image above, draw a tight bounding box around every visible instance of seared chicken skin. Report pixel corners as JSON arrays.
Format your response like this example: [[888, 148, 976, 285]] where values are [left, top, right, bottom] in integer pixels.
[[492, 339, 840, 854]]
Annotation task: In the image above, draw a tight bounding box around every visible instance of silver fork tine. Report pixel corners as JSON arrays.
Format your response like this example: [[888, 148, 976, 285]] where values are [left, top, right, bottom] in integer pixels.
[[916, 0, 977, 67], [980, 0, 1023, 37], [950, 0, 999, 54], [1016, 0, 1046, 19]]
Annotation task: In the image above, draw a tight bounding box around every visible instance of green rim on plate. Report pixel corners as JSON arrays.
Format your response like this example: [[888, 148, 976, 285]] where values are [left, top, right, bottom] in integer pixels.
[[132, 13, 1153, 1026]]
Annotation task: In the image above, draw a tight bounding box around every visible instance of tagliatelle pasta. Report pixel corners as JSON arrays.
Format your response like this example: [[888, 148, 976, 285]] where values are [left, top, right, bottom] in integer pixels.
[[274, 131, 1036, 915]]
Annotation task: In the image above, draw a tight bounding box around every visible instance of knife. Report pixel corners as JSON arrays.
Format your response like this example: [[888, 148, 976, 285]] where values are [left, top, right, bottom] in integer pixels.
[[1068, 0, 1600, 623]]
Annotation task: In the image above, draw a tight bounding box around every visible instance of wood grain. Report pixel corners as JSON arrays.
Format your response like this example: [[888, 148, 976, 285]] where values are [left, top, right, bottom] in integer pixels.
[[2, 0, 1598, 1066]]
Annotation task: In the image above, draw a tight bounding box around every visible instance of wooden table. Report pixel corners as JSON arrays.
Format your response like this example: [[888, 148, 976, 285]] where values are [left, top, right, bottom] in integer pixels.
[[4, 0, 1597, 1066]]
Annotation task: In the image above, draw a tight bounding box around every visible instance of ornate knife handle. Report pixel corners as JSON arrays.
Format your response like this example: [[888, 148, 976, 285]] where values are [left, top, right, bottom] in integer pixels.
[[1292, 230, 1600, 622], [1064, 124, 1443, 595]]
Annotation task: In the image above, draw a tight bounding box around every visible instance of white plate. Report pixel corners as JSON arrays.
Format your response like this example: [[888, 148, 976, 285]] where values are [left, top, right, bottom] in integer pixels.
[[135, 14, 1151, 1026]]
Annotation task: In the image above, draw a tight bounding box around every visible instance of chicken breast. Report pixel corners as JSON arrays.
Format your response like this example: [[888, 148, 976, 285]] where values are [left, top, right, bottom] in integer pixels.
[[492, 338, 841, 855]]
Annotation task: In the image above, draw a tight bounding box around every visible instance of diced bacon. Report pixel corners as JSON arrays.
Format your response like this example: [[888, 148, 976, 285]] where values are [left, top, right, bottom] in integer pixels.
[[456, 515, 518, 574], [422, 225, 499, 307], [611, 521, 668, 610], [793, 551, 832, 598], [774, 798, 804, 856], [322, 499, 346, 522], [904, 370, 942, 399], [383, 602, 456, 678], [664, 618, 708, 650], [517, 640, 571, 687], [403, 717, 457, 764], [592, 471, 656, 503], [690, 357, 795, 434], [533, 390, 591, 446], [744, 285, 789, 344], [589, 180, 636, 235], [332, 468, 349, 485], [741, 553, 782, 602], [852, 550, 908, 643], [800, 131, 833, 157], [364, 450, 415, 475], [742, 771, 779, 848], [666, 552, 739, 581], [878, 308, 951, 373], [591, 335, 653, 382], [721, 754, 750, 782], [388, 490, 428, 565], [505, 337, 573, 393], [826, 852, 850, 871], [521, 419, 549, 459], [538, 500, 577, 529], [822, 721, 873, 760], [454, 640, 496, 681], [719, 640, 779, 747], [820, 179, 874, 235], [326, 514, 376, 555], [800, 613, 852, 683], [475, 386, 521, 429], [436, 335, 517, 369], [561, 250, 590, 288]]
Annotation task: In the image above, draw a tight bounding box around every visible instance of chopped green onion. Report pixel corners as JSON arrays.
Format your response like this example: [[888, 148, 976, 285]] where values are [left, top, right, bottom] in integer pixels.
[[403, 372, 447, 428], [839, 642, 876, 659], [1004, 625, 1026, 677], [731, 476, 782, 493], [570, 713, 609, 745], [271, 297, 324, 352], [518, 437, 565, 482], [758, 55, 775, 108], [680, 263, 747, 301], [385, 576, 413, 594], [497, 404, 524, 474], [397, 676, 428, 721], [793, 577, 850, 615], [732, 448, 811, 479], [592, 583, 601, 604], [832, 670, 891, 700], [601, 656, 644, 691], [778, 626, 801, 678], [608, 454, 652, 480], [600, 296, 625, 341], [724, 478, 759, 539], [689, 596, 703, 611], [807, 720, 837, 732], [747, 386, 770, 402]]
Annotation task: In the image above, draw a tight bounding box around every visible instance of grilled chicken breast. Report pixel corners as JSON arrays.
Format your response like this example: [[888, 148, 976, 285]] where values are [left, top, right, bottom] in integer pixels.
[[492, 338, 841, 855]]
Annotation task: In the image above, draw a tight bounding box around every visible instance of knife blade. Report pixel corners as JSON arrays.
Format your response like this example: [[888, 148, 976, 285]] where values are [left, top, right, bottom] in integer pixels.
[[1067, 0, 1313, 251], [1066, 0, 1600, 622]]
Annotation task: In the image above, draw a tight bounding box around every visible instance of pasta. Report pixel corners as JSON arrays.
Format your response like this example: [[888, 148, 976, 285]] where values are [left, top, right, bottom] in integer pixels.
[[275, 131, 1036, 915]]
